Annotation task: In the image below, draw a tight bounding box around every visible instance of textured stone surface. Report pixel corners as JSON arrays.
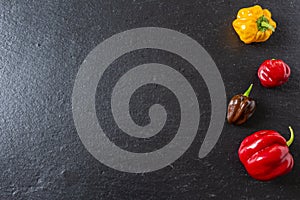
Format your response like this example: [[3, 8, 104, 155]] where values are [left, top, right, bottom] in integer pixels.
[[1, 0, 300, 199]]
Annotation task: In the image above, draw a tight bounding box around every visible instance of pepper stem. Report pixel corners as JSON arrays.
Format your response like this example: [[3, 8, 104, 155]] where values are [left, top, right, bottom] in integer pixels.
[[257, 16, 275, 32], [243, 84, 253, 97], [261, 21, 275, 32], [286, 126, 295, 147]]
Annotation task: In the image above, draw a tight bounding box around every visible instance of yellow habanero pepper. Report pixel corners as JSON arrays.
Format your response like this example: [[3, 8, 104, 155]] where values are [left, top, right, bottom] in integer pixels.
[[232, 5, 276, 44]]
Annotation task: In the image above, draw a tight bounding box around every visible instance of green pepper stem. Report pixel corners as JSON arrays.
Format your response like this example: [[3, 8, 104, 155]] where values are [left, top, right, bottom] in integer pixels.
[[286, 126, 294, 147], [261, 21, 275, 32], [243, 84, 253, 97]]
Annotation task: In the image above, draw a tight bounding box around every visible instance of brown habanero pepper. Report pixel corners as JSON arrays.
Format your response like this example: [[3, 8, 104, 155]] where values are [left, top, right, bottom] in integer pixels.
[[227, 84, 256, 125]]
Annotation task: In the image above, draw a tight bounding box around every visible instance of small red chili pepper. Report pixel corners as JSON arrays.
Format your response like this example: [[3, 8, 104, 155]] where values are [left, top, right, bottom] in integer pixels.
[[257, 59, 291, 88], [238, 126, 295, 181]]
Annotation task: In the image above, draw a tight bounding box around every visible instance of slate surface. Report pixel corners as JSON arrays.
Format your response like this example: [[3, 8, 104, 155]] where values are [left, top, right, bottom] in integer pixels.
[[1, 0, 300, 199]]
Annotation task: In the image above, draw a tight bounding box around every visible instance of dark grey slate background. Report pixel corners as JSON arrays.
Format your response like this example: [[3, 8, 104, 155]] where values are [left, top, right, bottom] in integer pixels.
[[1, 0, 300, 199]]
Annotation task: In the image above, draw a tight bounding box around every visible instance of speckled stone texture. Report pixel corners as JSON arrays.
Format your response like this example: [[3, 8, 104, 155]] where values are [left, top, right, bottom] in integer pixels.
[[1, 0, 300, 199]]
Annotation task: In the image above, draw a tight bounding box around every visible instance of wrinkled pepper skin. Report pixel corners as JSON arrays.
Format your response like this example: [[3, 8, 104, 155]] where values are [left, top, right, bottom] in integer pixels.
[[232, 5, 276, 44], [239, 127, 294, 181], [258, 59, 291, 88], [227, 95, 256, 125], [227, 84, 256, 125]]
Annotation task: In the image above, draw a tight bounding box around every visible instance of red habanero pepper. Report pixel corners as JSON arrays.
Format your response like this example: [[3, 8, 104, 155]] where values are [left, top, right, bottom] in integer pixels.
[[238, 126, 295, 181], [258, 59, 291, 88]]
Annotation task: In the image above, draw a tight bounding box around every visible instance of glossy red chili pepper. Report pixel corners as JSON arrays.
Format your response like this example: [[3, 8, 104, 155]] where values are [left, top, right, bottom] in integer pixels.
[[238, 126, 295, 181], [257, 59, 291, 88]]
